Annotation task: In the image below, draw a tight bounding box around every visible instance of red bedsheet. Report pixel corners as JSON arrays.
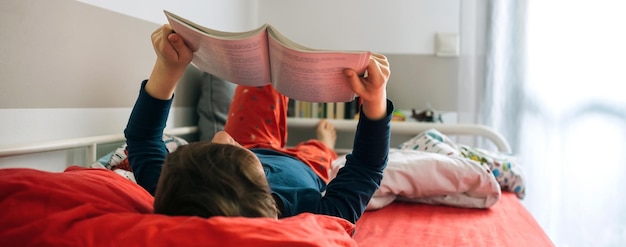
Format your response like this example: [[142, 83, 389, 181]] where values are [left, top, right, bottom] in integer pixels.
[[354, 193, 554, 247]]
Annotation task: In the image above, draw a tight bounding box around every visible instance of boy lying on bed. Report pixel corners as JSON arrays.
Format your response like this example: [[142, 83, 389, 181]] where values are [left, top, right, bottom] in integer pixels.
[[124, 24, 393, 224]]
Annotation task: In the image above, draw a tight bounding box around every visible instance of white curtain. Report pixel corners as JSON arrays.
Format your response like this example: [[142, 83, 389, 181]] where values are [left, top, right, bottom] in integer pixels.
[[480, 1, 626, 246]]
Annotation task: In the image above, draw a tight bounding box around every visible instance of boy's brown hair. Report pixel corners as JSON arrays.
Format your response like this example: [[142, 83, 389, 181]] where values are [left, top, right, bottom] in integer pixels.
[[153, 142, 277, 218]]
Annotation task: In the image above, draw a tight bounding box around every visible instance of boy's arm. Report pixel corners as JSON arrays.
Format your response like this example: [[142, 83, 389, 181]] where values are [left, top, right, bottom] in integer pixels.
[[124, 24, 193, 194], [306, 54, 392, 223], [124, 81, 173, 195], [316, 101, 393, 223]]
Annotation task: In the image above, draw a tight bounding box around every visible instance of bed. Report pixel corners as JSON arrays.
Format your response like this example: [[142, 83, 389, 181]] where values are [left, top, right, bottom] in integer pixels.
[[2, 0, 553, 245], [0, 120, 554, 247]]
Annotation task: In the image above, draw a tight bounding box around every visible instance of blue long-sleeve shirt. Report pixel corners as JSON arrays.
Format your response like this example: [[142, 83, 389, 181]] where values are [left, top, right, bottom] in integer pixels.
[[125, 81, 393, 223]]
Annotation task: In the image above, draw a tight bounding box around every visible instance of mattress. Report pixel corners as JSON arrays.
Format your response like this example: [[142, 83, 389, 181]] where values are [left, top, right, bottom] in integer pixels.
[[354, 192, 554, 247]]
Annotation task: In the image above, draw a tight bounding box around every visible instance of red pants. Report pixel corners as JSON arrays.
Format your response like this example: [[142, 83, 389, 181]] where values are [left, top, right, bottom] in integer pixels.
[[224, 85, 337, 183]]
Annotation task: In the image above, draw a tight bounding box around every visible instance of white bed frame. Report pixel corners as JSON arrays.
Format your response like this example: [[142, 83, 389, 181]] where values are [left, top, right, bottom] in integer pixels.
[[0, 119, 511, 168], [288, 118, 511, 154]]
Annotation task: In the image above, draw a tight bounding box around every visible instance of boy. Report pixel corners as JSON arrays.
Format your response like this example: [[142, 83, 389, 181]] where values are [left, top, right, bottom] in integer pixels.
[[125, 24, 392, 224]]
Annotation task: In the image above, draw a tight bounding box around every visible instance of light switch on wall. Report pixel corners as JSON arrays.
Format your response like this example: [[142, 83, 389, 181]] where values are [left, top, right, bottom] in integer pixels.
[[435, 33, 459, 57]]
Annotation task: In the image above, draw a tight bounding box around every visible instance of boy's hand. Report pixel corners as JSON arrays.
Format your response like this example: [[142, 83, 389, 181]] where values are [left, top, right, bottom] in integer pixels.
[[146, 24, 193, 100], [344, 53, 390, 120]]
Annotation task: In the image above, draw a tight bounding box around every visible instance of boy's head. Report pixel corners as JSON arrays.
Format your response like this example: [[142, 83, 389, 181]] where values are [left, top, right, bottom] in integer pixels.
[[153, 140, 278, 219]]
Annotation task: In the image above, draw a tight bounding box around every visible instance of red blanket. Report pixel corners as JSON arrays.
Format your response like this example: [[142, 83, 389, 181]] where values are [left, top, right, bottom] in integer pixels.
[[0, 167, 356, 247]]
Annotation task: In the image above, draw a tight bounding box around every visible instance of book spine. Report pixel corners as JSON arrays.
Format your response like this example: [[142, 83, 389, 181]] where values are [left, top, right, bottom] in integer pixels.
[[295, 100, 302, 118], [311, 103, 319, 118], [326, 102, 335, 119], [335, 102, 345, 119], [287, 99, 296, 117]]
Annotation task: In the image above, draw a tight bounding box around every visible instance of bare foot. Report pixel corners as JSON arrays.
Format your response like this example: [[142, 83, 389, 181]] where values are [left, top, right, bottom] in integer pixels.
[[316, 119, 337, 150]]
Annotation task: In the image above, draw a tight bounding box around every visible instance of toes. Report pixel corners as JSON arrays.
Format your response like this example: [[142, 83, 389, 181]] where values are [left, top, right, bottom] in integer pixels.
[[316, 119, 336, 135], [317, 120, 328, 129]]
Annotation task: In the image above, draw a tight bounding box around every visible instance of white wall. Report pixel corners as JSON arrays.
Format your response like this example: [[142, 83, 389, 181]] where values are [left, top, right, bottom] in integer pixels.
[[78, 0, 257, 30], [0, 0, 206, 171], [256, 0, 459, 54], [0, 0, 202, 144]]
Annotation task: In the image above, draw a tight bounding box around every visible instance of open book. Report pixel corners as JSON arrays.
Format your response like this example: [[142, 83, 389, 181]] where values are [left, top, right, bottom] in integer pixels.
[[165, 11, 371, 102]]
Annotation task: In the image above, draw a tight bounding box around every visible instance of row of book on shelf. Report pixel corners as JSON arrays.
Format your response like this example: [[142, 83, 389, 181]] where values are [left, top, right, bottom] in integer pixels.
[[287, 97, 361, 119]]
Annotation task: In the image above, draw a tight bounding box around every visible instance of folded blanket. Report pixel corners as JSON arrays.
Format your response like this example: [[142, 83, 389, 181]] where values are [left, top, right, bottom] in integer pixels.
[[331, 149, 501, 210], [399, 128, 526, 199], [331, 129, 526, 210]]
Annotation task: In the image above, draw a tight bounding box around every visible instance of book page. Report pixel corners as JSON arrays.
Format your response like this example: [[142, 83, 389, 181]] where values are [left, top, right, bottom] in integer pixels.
[[266, 26, 371, 102], [165, 11, 271, 87]]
